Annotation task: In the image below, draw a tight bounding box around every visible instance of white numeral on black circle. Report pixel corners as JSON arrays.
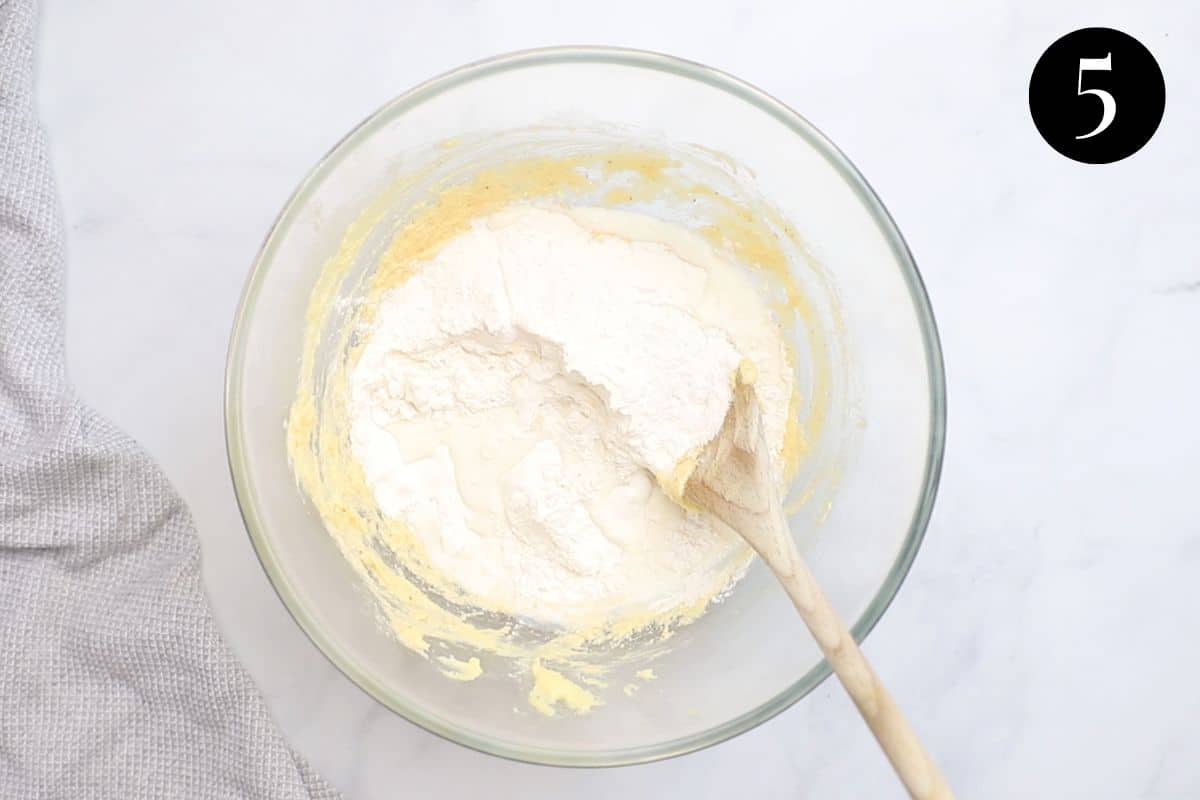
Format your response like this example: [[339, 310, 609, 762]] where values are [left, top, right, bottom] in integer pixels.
[[1075, 53, 1115, 140]]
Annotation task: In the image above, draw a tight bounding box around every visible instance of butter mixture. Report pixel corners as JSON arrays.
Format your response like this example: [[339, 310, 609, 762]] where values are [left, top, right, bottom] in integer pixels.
[[287, 145, 828, 715], [349, 206, 792, 628]]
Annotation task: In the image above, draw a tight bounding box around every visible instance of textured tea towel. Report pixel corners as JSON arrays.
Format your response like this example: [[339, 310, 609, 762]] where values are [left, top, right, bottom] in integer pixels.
[[0, 1, 338, 796]]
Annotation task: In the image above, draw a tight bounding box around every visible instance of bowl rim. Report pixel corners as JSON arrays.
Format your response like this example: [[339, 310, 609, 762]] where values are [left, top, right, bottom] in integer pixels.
[[224, 44, 947, 768]]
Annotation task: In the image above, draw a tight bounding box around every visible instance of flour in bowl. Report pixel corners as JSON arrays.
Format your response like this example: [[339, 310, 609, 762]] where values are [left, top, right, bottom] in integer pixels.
[[348, 205, 792, 627]]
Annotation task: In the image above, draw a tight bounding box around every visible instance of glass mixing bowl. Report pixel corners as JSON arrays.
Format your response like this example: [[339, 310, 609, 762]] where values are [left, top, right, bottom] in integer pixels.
[[225, 47, 945, 766]]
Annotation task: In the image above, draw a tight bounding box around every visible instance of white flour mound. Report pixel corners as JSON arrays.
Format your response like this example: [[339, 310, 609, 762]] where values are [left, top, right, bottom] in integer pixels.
[[349, 205, 791, 627]]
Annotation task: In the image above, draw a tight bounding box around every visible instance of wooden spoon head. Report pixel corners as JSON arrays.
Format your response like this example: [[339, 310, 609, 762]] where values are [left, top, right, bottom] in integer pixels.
[[680, 364, 789, 561]]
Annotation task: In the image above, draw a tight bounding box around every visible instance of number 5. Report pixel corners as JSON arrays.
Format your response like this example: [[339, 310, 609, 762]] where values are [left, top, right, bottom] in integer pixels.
[[1076, 54, 1115, 139]]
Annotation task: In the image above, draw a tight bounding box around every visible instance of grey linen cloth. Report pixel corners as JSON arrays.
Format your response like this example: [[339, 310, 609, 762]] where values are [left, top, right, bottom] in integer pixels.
[[0, 1, 338, 796]]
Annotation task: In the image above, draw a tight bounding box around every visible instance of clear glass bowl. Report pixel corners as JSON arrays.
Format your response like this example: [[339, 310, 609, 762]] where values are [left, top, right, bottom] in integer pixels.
[[225, 47, 945, 766]]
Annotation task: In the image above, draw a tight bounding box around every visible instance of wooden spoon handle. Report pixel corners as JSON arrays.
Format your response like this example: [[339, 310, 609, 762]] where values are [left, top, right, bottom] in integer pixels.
[[771, 535, 954, 799]]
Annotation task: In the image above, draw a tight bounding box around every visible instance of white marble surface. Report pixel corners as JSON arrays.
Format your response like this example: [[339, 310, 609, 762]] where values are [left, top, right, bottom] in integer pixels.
[[39, 0, 1199, 796]]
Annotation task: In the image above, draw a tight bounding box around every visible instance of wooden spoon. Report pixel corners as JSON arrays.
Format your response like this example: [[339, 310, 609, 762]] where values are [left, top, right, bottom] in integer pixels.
[[679, 364, 953, 799]]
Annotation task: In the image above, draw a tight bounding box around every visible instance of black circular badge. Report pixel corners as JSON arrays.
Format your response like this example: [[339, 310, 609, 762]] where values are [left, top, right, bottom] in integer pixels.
[[1029, 27, 1165, 164]]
